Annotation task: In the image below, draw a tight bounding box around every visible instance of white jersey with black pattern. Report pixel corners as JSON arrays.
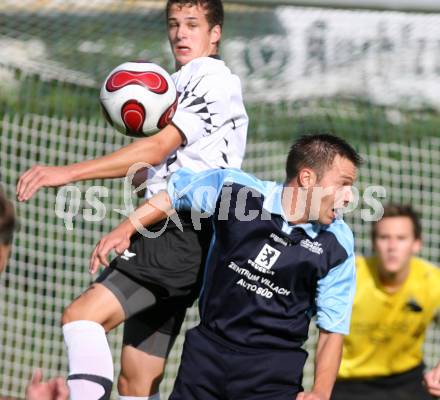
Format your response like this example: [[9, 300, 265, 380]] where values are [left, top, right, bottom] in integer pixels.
[[144, 56, 248, 199]]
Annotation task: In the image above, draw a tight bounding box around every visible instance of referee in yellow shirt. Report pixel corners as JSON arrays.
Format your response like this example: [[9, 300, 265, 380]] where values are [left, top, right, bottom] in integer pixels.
[[332, 204, 440, 400]]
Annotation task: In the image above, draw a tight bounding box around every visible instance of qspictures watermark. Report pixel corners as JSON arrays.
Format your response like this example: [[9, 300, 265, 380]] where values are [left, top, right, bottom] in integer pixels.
[[54, 164, 387, 234]]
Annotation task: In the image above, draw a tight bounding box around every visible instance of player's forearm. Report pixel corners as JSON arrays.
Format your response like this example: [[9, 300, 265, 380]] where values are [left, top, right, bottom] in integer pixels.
[[69, 137, 171, 182], [312, 331, 344, 400], [89, 191, 175, 273], [124, 190, 175, 234]]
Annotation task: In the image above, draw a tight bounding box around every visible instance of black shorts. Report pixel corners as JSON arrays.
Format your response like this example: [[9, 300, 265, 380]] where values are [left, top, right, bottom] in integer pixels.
[[170, 326, 307, 400], [97, 267, 187, 358], [332, 364, 434, 400], [96, 214, 212, 358], [109, 213, 211, 300]]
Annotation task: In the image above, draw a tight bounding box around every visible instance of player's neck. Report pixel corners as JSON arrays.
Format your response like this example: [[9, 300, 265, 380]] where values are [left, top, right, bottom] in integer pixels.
[[281, 186, 309, 225], [377, 264, 410, 293], [174, 52, 220, 71]]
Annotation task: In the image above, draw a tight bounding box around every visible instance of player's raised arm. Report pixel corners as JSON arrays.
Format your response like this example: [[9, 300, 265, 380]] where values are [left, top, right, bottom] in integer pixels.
[[16, 123, 182, 201]]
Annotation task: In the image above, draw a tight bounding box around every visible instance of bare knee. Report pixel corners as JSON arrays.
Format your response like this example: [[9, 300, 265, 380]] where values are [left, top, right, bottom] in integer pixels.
[[61, 301, 83, 325], [61, 284, 125, 331], [61, 299, 101, 326]]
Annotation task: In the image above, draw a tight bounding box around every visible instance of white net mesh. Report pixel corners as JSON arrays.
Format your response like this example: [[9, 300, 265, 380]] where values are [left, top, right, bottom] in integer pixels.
[[1, 1, 439, 398]]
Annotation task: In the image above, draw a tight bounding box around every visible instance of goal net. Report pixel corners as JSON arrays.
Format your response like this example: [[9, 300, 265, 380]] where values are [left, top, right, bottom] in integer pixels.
[[1, 1, 439, 398]]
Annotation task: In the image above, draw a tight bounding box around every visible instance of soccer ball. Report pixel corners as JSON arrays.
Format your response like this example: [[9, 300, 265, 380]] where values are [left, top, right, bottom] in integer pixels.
[[100, 62, 178, 137]]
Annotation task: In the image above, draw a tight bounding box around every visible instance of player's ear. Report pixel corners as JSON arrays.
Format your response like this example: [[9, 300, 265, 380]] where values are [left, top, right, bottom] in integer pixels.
[[412, 238, 422, 254], [210, 24, 221, 47], [297, 168, 317, 188]]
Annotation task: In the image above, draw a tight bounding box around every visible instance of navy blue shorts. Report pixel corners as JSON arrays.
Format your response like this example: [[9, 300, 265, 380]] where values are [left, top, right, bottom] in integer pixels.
[[169, 326, 307, 400]]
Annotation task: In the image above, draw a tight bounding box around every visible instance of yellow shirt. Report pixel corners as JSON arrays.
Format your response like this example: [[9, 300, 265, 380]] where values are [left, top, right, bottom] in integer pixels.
[[338, 255, 440, 379]]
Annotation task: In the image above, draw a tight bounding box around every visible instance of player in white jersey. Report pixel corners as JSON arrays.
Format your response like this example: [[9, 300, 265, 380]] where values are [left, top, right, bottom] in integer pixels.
[[16, 1, 248, 399], [145, 55, 247, 198]]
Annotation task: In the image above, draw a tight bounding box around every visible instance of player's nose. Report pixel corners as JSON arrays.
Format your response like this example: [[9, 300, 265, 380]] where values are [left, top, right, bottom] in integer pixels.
[[176, 25, 188, 39], [343, 186, 354, 204]]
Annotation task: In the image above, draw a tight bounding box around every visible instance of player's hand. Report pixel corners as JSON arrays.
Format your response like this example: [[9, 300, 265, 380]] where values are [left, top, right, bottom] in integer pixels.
[[424, 364, 440, 397], [296, 391, 328, 400], [17, 165, 73, 201], [25, 368, 69, 400], [89, 224, 132, 274]]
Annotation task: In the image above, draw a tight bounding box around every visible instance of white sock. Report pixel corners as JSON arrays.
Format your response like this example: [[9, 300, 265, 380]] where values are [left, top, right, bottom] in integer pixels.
[[63, 320, 114, 400], [119, 395, 160, 400]]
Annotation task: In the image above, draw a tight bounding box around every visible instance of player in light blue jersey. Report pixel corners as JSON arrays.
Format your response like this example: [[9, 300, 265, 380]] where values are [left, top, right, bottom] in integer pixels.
[[91, 134, 362, 400]]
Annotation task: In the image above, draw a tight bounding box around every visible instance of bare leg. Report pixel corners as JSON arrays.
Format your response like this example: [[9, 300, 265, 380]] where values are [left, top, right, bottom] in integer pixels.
[[118, 345, 166, 396], [62, 283, 125, 330]]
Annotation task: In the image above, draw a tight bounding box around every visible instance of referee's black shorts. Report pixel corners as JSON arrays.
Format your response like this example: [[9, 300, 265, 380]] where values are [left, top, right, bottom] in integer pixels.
[[170, 325, 307, 400], [332, 364, 434, 400]]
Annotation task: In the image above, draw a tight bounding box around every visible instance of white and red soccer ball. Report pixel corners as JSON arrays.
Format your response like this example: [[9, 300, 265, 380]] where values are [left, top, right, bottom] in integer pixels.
[[100, 62, 178, 137]]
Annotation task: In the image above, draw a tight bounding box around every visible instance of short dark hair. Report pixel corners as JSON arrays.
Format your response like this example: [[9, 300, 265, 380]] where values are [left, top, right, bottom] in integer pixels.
[[285, 134, 362, 182], [166, 0, 224, 29], [372, 204, 422, 241], [0, 189, 16, 246]]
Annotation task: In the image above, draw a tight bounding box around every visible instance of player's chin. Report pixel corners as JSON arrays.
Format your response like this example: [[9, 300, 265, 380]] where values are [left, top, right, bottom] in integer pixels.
[[320, 212, 335, 225], [382, 261, 403, 273], [174, 52, 192, 66]]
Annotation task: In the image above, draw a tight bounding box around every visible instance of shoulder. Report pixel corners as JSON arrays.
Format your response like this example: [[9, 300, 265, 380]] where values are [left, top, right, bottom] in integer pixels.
[[355, 254, 375, 271], [410, 257, 440, 303], [171, 168, 270, 193], [216, 169, 279, 201], [186, 57, 230, 75], [324, 219, 355, 256], [411, 256, 439, 271], [411, 257, 440, 282], [224, 170, 276, 195], [354, 255, 377, 283], [174, 57, 236, 87]]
